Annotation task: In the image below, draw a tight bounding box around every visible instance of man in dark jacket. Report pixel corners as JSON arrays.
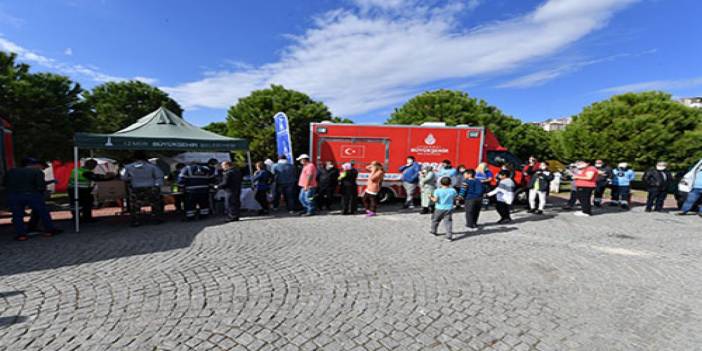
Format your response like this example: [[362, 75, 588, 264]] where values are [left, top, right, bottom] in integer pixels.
[[458, 169, 483, 230], [4, 157, 62, 241], [339, 162, 358, 215], [593, 160, 612, 207], [643, 161, 673, 212], [317, 161, 339, 211], [218, 161, 243, 221]]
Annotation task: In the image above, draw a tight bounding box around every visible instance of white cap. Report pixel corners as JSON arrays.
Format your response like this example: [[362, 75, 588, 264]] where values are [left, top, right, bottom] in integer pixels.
[[296, 154, 310, 161]]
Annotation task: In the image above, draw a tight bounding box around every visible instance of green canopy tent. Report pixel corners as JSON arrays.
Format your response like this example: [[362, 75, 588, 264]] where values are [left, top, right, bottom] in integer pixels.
[[73, 107, 250, 232]]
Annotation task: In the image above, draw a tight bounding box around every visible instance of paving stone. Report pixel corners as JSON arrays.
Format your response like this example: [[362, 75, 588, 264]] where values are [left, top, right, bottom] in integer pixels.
[[0, 204, 700, 350]]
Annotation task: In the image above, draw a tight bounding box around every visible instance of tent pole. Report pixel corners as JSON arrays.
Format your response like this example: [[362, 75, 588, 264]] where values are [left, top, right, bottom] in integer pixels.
[[246, 151, 253, 187], [73, 146, 80, 233]]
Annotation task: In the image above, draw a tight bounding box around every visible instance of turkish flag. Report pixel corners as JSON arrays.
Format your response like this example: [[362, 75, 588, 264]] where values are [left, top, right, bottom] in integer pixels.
[[340, 145, 365, 158]]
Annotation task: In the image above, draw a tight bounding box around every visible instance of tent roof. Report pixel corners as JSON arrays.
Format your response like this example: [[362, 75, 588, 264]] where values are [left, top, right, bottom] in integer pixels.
[[74, 107, 248, 151]]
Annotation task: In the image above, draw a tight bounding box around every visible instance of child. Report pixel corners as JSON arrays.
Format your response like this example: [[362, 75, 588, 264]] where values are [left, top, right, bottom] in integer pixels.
[[610, 162, 635, 210], [527, 162, 554, 215], [487, 170, 515, 224], [430, 176, 458, 241], [458, 169, 483, 230]]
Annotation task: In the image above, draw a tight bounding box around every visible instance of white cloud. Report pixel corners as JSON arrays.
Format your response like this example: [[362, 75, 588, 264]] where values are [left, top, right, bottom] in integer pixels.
[[0, 6, 24, 27], [133, 76, 159, 85], [0, 35, 155, 84], [498, 50, 656, 88], [599, 77, 702, 94], [64, 48, 73, 56], [165, 0, 638, 116]]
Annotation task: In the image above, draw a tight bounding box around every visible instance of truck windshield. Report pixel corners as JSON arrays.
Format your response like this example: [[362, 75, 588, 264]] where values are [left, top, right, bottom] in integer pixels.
[[487, 151, 523, 169]]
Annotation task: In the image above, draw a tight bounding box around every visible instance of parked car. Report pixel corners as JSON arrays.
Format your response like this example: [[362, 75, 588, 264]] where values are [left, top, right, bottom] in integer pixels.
[[675, 159, 702, 210]]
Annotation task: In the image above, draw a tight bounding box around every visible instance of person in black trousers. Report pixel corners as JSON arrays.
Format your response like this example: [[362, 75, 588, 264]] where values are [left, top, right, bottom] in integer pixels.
[[218, 161, 243, 221], [339, 162, 358, 215], [317, 161, 339, 211], [458, 169, 484, 230], [252, 161, 273, 215], [643, 161, 673, 212]]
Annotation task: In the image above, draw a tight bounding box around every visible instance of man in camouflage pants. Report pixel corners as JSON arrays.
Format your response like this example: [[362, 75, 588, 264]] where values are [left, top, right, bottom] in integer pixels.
[[121, 151, 165, 227], [128, 187, 164, 225]]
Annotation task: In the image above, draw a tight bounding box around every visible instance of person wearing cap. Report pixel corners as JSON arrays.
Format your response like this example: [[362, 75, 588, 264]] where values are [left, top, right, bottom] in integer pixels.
[[296, 154, 318, 216], [3, 157, 62, 240], [610, 162, 635, 209], [338, 162, 359, 215]]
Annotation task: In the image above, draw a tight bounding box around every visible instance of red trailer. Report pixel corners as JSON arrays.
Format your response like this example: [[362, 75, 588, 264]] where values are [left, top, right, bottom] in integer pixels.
[[1, 117, 15, 209], [309, 122, 524, 201]]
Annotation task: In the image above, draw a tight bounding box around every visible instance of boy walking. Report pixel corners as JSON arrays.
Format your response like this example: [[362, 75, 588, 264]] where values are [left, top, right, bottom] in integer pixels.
[[430, 177, 458, 241], [458, 169, 483, 230], [487, 171, 515, 224]]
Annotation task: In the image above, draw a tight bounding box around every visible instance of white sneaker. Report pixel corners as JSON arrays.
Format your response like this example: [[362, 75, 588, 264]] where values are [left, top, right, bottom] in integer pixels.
[[573, 211, 590, 217]]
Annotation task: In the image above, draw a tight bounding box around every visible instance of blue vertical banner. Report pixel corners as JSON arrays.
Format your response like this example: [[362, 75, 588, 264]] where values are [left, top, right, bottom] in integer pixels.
[[273, 112, 294, 163]]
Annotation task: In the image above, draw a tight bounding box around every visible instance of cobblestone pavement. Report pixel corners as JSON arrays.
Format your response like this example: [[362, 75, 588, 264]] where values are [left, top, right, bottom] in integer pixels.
[[1, 203, 701, 351]]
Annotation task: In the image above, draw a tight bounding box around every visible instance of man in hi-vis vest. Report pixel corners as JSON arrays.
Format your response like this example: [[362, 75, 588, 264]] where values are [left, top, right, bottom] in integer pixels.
[[68, 159, 114, 222]]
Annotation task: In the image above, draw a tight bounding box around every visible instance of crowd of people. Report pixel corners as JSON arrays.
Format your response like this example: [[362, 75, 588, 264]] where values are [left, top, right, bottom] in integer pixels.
[[3, 149, 702, 242]]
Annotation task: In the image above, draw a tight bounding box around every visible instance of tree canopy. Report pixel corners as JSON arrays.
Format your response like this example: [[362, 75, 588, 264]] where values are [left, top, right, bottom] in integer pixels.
[[552, 91, 702, 169], [0, 52, 91, 161], [504, 123, 554, 161], [203, 122, 228, 136], [388, 89, 535, 158], [226, 85, 336, 161], [84, 80, 183, 133]]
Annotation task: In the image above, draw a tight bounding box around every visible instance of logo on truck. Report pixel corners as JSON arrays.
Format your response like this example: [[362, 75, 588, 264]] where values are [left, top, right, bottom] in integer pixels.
[[424, 133, 436, 145], [410, 133, 448, 155]]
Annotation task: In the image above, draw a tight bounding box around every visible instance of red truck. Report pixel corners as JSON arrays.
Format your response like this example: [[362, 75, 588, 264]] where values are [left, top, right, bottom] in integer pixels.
[[309, 122, 524, 201]]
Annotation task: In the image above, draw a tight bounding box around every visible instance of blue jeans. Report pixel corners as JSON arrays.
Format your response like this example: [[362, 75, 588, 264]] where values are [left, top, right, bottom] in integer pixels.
[[298, 187, 317, 214], [681, 188, 702, 214], [611, 185, 630, 204], [8, 192, 55, 236]]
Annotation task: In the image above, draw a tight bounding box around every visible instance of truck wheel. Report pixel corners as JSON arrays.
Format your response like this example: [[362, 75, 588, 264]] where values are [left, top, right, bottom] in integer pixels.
[[378, 188, 395, 203]]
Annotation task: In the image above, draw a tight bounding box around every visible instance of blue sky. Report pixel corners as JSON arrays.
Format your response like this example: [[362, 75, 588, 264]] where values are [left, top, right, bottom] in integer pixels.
[[1, 0, 700, 126]]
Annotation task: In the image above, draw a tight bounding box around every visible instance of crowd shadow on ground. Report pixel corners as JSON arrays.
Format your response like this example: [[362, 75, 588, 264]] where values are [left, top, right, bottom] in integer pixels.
[[0, 212, 218, 277]]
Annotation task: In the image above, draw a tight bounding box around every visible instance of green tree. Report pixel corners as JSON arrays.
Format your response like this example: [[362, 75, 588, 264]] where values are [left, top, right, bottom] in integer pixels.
[[84, 80, 183, 133], [387, 89, 522, 146], [555, 91, 702, 169], [0, 51, 91, 161], [504, 123, 554, 160], [203, 121, 228, 136], [226, 85, 335, 161]]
